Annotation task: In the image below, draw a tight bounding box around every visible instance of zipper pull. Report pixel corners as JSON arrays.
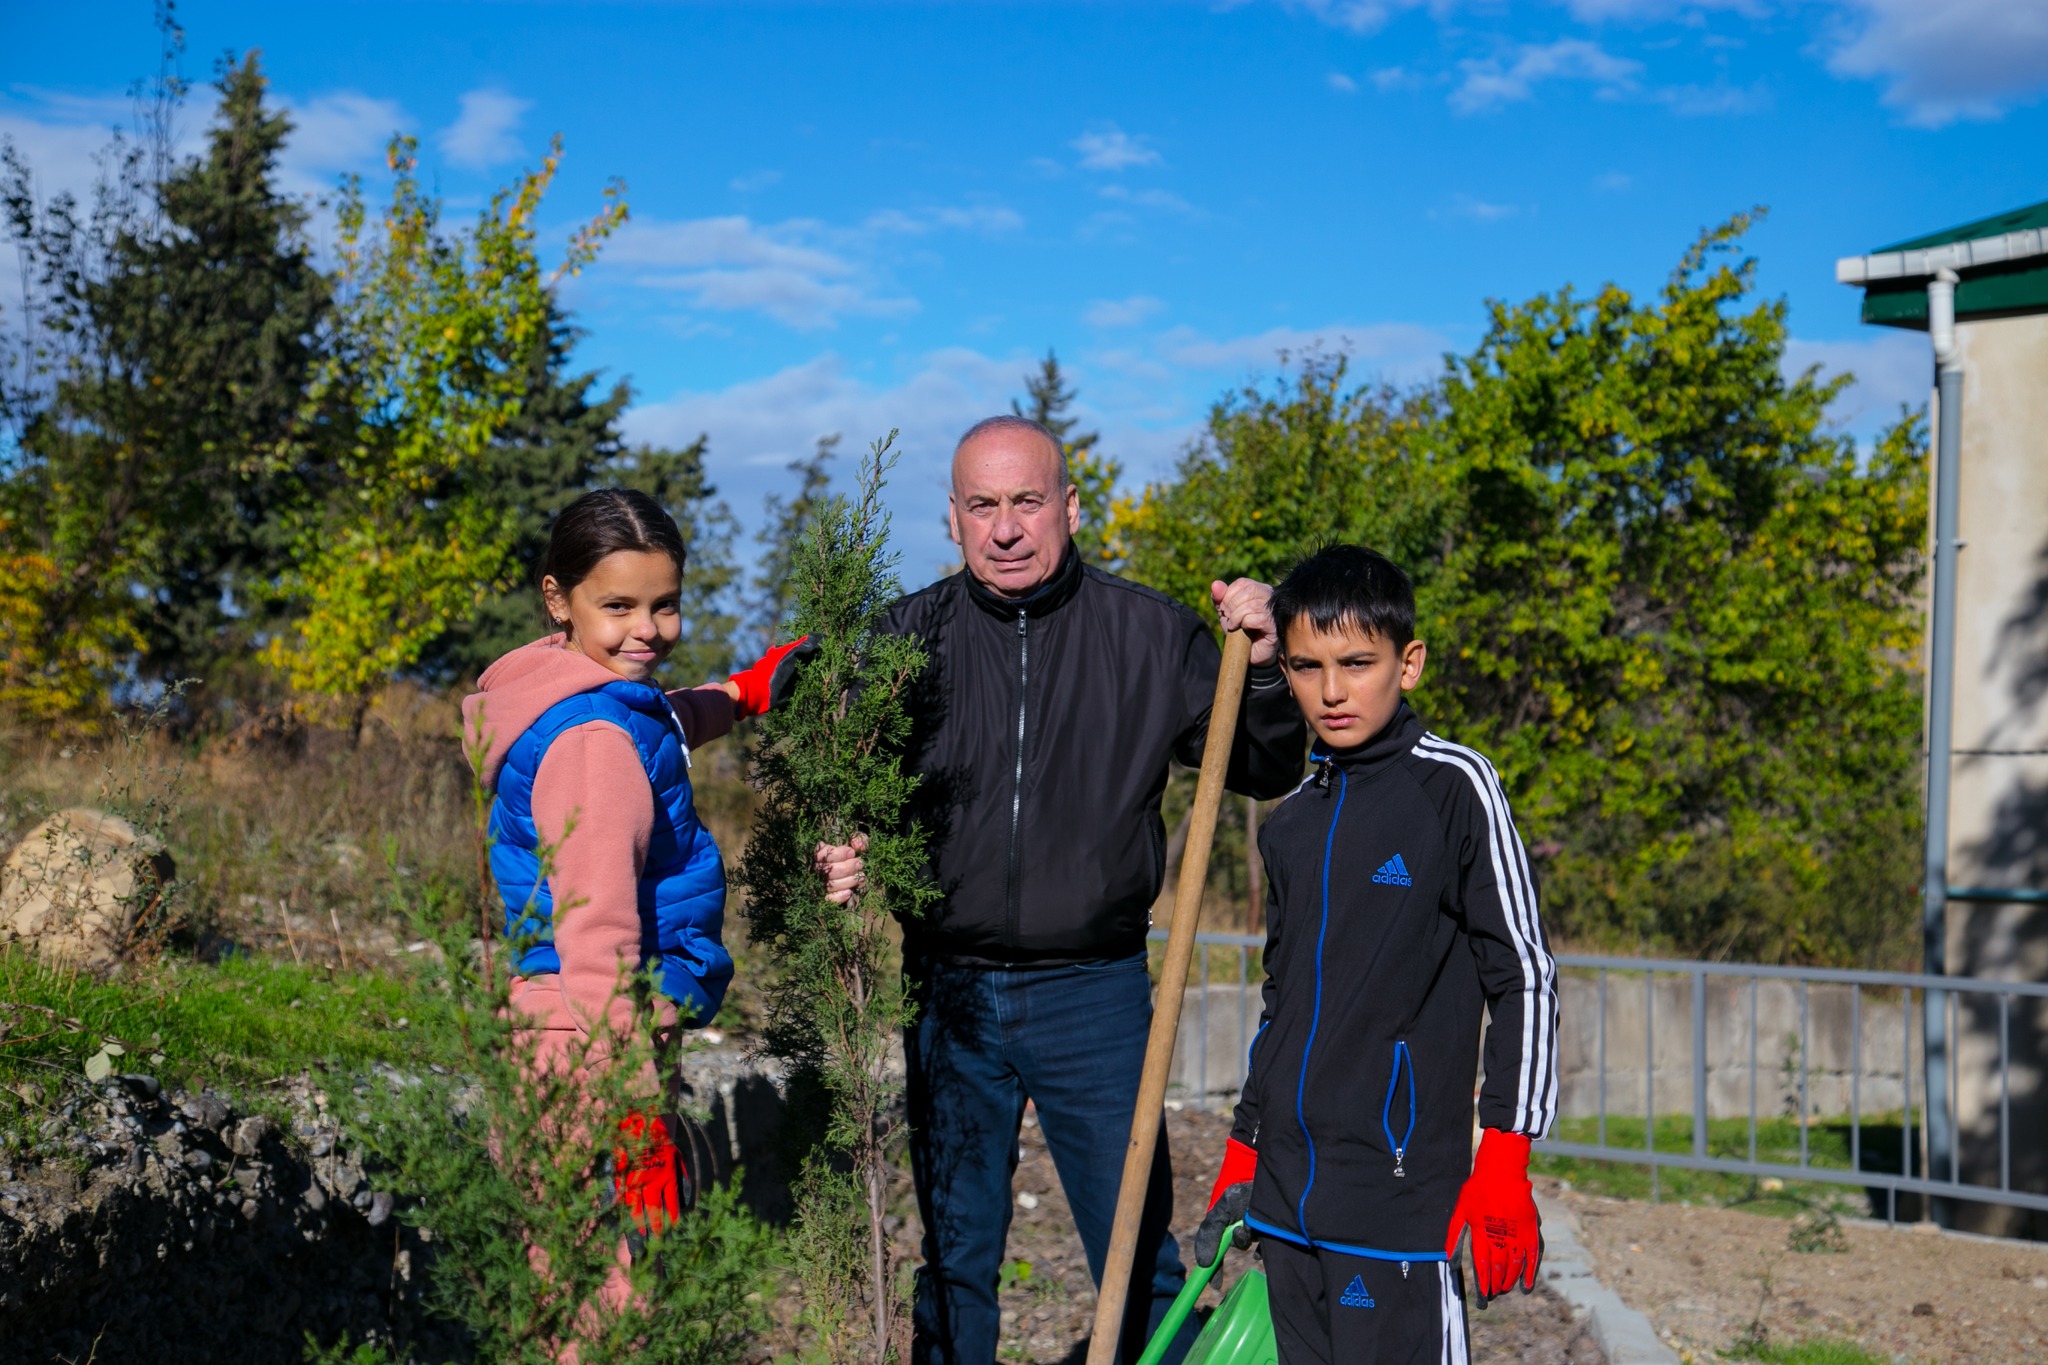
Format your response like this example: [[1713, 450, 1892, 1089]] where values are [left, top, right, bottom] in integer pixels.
[[1392, 1146, 1405, 1179], [1400, 1260, 1410, 1280]]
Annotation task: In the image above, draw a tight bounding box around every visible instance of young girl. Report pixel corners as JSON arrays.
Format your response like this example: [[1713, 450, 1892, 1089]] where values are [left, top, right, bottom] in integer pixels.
[[462, 487, 809, 1236]]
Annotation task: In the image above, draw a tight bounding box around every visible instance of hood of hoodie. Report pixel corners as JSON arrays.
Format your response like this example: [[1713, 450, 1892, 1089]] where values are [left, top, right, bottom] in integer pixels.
[[462, 635, 632, 791]]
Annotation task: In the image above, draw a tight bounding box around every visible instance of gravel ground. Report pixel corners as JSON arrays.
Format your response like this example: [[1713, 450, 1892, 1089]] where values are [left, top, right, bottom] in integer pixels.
[[1552, 1177, 2048, 1363], [989, 1104, 1602, 1363]]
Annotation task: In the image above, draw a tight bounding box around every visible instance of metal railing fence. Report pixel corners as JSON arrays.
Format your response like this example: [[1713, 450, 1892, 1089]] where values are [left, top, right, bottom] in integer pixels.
[[1149, 932, 2048, 1223]]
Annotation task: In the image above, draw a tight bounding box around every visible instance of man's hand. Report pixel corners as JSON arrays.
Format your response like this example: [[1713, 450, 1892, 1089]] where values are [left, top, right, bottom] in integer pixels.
[[1210, 578, 1278, 667], [1444, 1128, 1542, 1304], [813, 833, 868, 905]]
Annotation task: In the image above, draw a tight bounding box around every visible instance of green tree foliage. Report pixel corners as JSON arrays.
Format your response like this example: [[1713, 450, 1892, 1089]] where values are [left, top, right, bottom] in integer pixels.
[[1119, 217, 1928, 966], [1013, 350, 1123, 566], [0, 35, 332, 718], [736, 435, 934, 1362], [417, 308, 740, 685], [263, 134, 626, 721]]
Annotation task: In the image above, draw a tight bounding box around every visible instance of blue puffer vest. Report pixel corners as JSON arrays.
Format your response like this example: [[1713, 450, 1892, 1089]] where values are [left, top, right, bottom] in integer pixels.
[[488, 680, 731, 1026]]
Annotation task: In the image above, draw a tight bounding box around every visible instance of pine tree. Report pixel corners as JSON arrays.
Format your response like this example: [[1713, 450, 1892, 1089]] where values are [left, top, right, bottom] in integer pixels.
[[736, 433, 932, 1362], [1013, 350, 1123, 567]]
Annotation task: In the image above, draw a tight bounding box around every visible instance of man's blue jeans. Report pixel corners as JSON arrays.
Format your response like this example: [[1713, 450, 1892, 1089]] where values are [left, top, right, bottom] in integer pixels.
[[905, 951, 1198, 1365]]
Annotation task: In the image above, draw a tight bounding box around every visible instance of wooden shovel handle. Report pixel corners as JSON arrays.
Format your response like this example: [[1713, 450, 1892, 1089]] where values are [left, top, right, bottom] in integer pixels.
[[1085, 629, 1255, 1365]]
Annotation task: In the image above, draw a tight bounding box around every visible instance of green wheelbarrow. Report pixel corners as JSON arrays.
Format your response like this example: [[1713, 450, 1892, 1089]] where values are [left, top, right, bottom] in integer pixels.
[[1133, 1223, 1276, 1365]]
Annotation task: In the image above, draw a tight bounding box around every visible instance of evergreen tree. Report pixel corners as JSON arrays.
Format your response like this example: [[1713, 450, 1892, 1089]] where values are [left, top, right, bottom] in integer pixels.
[[1, 29, 334, 717], [1013, 350, 1123, 567], [737, 434, 933, 1362]]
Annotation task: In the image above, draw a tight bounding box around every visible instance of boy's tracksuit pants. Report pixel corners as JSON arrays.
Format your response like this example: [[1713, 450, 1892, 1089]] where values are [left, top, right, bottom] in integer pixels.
[[1261, 1240, 1471, 1365]]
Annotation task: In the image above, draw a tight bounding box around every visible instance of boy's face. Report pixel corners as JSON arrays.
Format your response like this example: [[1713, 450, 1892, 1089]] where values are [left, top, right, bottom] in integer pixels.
[[1280, 619, 1427, 749]]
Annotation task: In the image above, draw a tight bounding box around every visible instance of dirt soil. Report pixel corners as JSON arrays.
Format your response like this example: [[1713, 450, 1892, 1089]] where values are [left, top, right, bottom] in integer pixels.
[[1551, 1177, 2048, 1363], [990, 1104, 1603, 1363]]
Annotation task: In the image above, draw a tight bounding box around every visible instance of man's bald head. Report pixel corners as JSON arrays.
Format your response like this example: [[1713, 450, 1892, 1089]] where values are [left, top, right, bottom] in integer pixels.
[[951, 414, 1068, 493], [948, 414, 1079, 598]]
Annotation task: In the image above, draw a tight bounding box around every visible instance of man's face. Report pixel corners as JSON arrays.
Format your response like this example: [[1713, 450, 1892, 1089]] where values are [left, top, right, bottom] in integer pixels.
[[1280, 618, 1427, 750], [948, 427, 1079, 598]]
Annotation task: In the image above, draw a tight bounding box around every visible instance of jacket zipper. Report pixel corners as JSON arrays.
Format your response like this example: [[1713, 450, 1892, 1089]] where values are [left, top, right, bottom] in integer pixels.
[[1292, 762, 1346, 1241], [1382, 1039, 1417, 1179], [1003, 608, 1029, 946]]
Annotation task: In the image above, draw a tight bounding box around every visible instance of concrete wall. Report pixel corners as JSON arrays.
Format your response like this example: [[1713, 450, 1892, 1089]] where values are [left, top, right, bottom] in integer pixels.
[[1938, 310, 2048, 1235]]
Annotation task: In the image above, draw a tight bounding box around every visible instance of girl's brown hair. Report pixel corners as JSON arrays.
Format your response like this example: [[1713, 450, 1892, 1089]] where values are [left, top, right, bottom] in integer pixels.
[[538, 488, 687, 626]]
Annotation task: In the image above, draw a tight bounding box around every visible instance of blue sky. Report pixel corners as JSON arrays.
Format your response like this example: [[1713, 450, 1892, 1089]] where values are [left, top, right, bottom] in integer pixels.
[[7, 0, 2047, 578]]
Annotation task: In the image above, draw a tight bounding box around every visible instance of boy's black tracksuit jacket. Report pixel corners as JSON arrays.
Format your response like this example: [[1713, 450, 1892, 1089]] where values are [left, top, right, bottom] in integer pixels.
[[1233, 702, 1560, 1264]]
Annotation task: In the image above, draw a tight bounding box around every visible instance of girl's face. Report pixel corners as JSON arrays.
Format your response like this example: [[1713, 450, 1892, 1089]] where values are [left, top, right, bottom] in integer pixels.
[[541, 550, 683, 684]]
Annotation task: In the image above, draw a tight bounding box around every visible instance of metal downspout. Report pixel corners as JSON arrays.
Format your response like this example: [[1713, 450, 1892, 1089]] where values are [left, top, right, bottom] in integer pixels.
[[1921, 267, 1962, 1225]]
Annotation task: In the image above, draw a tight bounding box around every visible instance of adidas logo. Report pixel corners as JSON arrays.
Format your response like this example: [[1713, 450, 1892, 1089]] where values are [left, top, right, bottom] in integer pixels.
[[1371, 853, 1413, 887], [1340, 1274, 1376, 1308]]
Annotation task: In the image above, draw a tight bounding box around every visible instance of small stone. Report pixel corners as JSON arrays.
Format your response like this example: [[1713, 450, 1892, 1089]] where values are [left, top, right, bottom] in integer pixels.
[[227, 1115, 274, 1158], [366, 1191, 395, 1227], [1911, 1302, 1935, 1317], [181, 1093, 230, 1130], [352, 1187, 373, 1210], [1016, 1191, 1039, 1210], [308, 1134, 334, 1158], [303, 1182, 327, 1213], [117, 1073, 162, 1101], [182, 1149, 213, 1172], [240, 1198, 260, 1221]]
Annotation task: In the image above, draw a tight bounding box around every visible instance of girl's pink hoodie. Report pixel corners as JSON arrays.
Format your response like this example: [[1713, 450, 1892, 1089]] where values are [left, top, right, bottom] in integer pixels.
[[462, 636, 734, 1041]]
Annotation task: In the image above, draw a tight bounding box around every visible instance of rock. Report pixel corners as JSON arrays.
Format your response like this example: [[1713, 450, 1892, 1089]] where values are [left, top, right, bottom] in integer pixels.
[[116, 1073, 161, 1102], [0, 808, 174, 972], [181, 1093, 230, 1130], [302, 1181, 327, 1213], [226, 1115, 273, 1157], [366, 1191, 395, 1227], [182, 1150, 213, 1172]]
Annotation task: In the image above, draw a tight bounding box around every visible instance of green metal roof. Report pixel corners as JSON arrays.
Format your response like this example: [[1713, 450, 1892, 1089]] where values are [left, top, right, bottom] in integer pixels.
[[1858, 199, 2048, 330]]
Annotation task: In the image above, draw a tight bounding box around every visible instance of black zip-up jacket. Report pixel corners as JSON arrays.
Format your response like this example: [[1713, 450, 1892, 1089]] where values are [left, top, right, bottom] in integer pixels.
[[1231, 702, 1558, 1262], [881, 550, 1307, 965]]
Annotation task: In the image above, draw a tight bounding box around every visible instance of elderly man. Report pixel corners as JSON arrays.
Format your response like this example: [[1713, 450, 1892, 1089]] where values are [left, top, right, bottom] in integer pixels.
[[816, 415, 1305, 1364]]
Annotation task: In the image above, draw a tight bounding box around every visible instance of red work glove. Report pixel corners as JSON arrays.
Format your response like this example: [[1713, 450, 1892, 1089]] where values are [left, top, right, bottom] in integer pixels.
[[1195, 1137, 1259, 1268], [728, 635, 817, 719], [1444, 1128, 1541, 1303], [613, 1111, 691, 1237]]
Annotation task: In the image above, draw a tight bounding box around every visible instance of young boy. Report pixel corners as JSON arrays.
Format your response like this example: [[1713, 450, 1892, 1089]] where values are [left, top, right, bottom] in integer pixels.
[[1197, 544, 1559, 1365]]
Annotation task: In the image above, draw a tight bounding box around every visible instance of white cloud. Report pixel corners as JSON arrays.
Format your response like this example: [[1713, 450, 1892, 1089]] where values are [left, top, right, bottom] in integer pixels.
[[1099, 184, 1198, 215], [1783, 331, 1930, 436], [865, 203, 1024, 235], [1085, 296, 1168, 329], [1451, 38, 1643, 113], [730, 168, 782, 193], [1328, 72, 1360, 93], [1825, 0, 2048, 126], [1072, 125, 1162, 171], [1371, 66, 1429, 92], [1265, 0, 1442, 36], [1437, 193, 1523, 221], [277, 91, 409, 197], [607, 214, 913, 330], [437, 89, 530, 170]]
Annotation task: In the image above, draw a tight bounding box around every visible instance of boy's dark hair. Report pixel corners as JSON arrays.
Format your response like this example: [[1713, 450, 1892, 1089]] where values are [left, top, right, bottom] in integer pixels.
[[538, 488, 688, 623], [1270, 544, 1416, 652]]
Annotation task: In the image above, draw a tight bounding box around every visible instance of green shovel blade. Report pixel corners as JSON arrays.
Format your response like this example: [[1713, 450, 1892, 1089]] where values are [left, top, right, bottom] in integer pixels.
[[1132, 1224, 1276, 1365]]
